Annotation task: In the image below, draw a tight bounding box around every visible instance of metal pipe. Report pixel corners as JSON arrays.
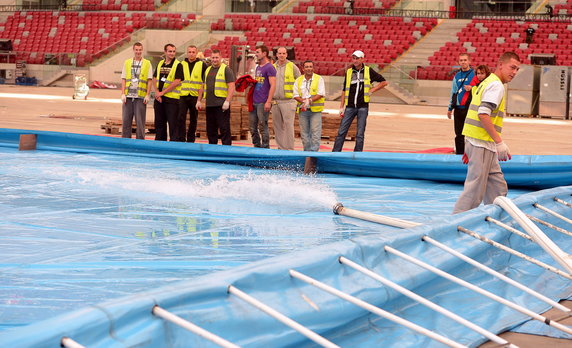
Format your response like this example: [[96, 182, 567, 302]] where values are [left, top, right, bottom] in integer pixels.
[[527, 214, 572, 238], [332, 202, 421, 229], [458, 225, 572, 281], [534, 203, 572, 226], [289, 269, 466, 348], [485, 216, 533, 241], [338, 256, 514, 347], [227, 285, 339, 348], [152, 305, 239, 348], [423, 236, 571, 314], [385, 245, 572, 335], [555, 197, 572, 208], [494, 196, 572, 274]]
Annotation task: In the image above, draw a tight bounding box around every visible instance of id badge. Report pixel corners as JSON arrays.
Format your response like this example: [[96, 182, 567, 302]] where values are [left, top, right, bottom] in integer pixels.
[[160, 77, 167, 82], [131, 78, 139, 84]]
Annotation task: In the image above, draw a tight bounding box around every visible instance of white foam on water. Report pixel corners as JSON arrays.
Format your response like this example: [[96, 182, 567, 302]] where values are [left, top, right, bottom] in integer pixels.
[[69, 168, 339, 211]]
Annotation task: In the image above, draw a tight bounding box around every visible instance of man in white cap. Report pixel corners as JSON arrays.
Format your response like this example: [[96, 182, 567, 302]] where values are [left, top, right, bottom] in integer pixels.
[[333, 50, 388, 152]]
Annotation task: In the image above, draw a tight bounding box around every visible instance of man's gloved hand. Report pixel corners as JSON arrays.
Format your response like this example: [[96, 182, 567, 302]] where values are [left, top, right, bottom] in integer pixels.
[[339, 107, 345, 118], [121, 94, 126, 103], [303, 98, 311, 110], [143, 95, 150, 104], [196, 101, 202, 111], [222, 100, 230, 111], [462, 153, 468, 164], [496, 141, 512, 161]]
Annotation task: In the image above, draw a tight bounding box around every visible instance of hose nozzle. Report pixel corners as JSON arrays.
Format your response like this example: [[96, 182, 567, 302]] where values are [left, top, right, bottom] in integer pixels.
[[332, 202, 344, 215]]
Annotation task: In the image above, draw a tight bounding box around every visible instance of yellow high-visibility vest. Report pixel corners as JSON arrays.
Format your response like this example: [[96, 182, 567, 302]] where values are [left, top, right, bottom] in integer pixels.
[[124, 58, 151, 98], [204, 63, 229, 99], [274, 61, 295, 98], [462, 73, 505, 142], [180, 60, 204, 97], [155, 59, 182, 99], [295, 74, 325, 112], [344, 66, 371, 105]]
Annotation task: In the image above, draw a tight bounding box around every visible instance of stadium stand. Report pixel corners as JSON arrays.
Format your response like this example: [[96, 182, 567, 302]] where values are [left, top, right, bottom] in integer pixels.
[[417, 19, 572, 80], [293, 0, 398, 14], [211, 14, 437, 76], [554, 0, 572, 15], [0, 11, 194, 66]]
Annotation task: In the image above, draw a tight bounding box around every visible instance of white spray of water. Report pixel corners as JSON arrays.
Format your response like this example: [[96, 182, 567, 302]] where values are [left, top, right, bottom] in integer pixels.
[[71, 169, 339, 211]]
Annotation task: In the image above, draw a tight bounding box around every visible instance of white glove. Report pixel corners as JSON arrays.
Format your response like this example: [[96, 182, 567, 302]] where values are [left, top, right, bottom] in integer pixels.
[[339, 107, 345, 117], [121, 94, 126, 103], [496, 141, 511, 161], [303, 98, 311, 110], [196, 100, 202, 110], [143, 95, 150, 104], [222, 100, 230, 111]]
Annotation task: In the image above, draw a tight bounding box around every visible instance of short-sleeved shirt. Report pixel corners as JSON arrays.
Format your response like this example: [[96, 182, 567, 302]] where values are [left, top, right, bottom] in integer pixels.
[[205, 65, 235, 107], [121, 59, 154, 98], [343, 66, 385, 108], [253, 63, 277, 104], [155, 60, 184, 92]]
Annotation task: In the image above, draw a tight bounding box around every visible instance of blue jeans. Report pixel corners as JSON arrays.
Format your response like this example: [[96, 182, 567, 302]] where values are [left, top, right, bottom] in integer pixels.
[[332, 106, 368, 152], [249, 103, 270, 148], [298, 111, 322, 152]]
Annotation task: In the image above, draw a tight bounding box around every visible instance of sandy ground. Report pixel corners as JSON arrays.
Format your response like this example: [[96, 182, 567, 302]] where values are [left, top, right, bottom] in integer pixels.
[[1, 85, 571, 155]]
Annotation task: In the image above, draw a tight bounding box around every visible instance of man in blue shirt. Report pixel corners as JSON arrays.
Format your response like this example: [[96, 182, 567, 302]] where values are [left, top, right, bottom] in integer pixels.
[[447, 53, 474, 155]]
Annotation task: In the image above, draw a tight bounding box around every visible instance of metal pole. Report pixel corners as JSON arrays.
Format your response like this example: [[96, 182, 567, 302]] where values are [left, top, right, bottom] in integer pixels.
[[227, 285, 339, 348], [494, 196, 572, 274], [534, 203, 572, 226], [458, 225, 572, 280], [527, 214, 572, 238], [152, 305, 240, 348], [289, 269, 467, 348], [485, 216, 533, 241], [338, 256, 515, 347], [555, 197, 572, 208], [423, 236, 571, 314], [332, 202, 421, 229], [385, 245, 572, 335]]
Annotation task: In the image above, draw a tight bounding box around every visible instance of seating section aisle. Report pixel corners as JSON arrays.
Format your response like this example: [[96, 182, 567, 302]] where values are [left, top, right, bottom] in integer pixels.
[[293, 0, 398, 14], [0, 11, 195, 66], [418, 19, 572, 80], [211, 14, 436, 76]]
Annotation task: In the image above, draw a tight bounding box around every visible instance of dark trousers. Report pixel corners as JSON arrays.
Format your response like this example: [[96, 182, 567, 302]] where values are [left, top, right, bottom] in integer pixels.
[[154, 98, 179, 141], [179, 95, 199, 142], [332, 106, 368, 152], [206, 106, 232, 145], [454, 107, 469, 154]]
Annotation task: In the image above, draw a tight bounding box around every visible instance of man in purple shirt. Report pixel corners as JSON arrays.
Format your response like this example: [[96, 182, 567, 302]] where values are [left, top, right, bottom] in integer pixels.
[[249, 45, 276, 148]]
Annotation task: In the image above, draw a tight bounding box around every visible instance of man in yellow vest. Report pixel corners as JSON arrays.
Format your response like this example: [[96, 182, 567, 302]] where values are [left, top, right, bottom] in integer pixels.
[[271, 47, 301, 150], [293, 60, 325, 152], [178, 45, 207, 142], [152, 43, 183, 141], [453, 52, 521, 214], [197, 49, 235, 145], [120, 42, 152, 139], [333, 50, 388, 152]]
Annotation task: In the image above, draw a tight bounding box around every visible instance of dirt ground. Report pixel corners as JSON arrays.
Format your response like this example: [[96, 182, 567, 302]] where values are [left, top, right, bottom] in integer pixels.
[[1, 85, 571, 155]]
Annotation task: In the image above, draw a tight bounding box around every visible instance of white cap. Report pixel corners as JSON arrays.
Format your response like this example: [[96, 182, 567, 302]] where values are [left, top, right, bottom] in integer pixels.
[[352, 50, 364, 58]]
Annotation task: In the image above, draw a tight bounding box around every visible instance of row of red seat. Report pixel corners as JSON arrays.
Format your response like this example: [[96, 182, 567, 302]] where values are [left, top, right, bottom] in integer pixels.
[[0, 11, 194, 65], [210, 14, 434, 76]]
